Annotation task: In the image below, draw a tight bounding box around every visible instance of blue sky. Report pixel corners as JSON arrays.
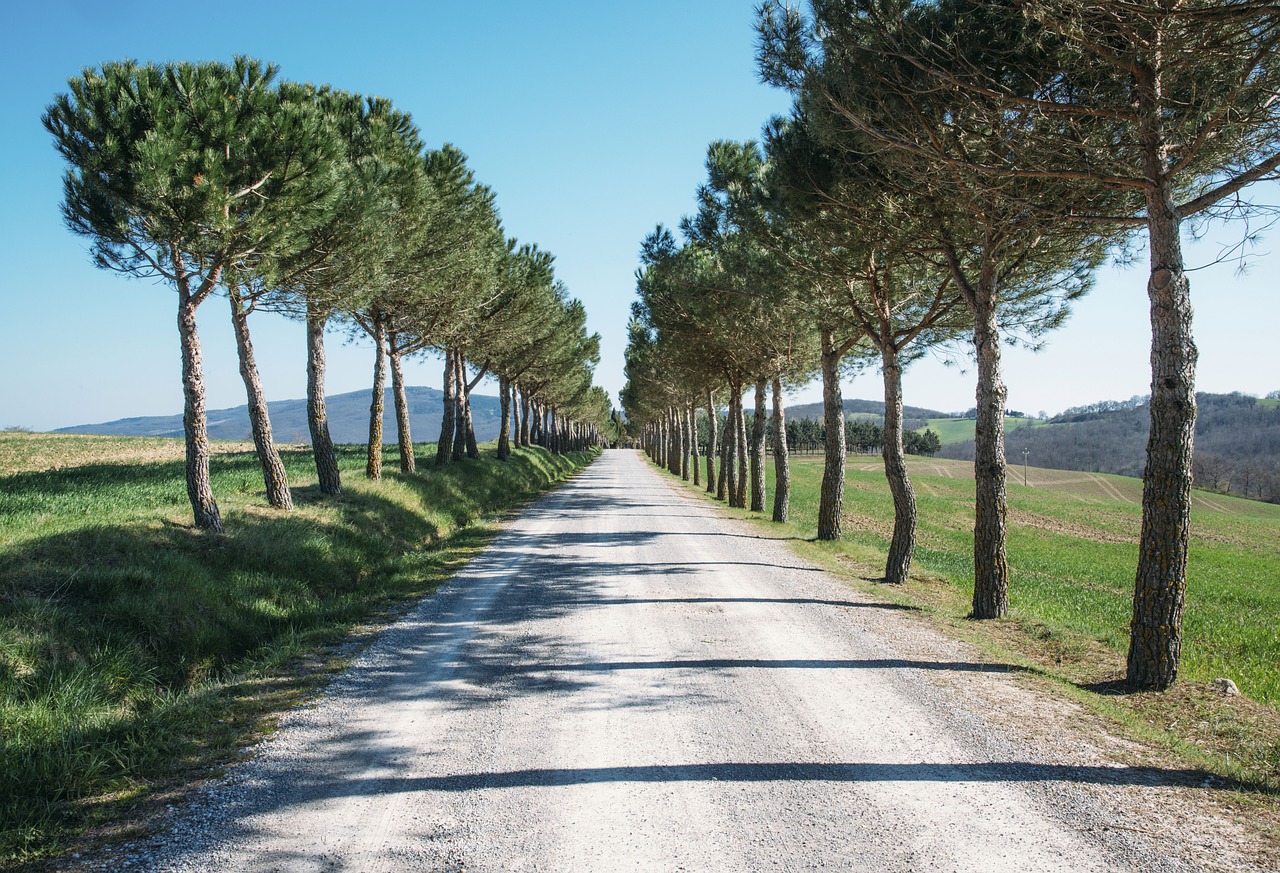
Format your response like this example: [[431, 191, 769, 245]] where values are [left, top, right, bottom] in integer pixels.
[[3, 0, 1278, 431]]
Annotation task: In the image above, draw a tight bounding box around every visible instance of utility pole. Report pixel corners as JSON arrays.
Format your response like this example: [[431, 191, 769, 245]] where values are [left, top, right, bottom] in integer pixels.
[[1022, 448, 1030, 487]]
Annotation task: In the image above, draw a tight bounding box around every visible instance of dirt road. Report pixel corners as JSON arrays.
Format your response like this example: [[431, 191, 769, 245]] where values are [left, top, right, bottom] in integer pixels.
[[99, 450, 1245, 871]]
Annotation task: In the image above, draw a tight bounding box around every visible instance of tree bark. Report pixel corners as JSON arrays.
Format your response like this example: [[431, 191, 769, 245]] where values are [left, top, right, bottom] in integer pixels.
[[751, 379, 767, 512], [366, 313, 387, 481], [818, 328, 845, 541], [306, 302, 342, 496], [723, 387, 740, 506], [178, 289, 223, 531], [1127, 170, 1197, 690], [971, 276, 1010, 618], [436, 347, 456, 466], [229, 286, 292, 510], [519, 387, 531, 447], [706, 388, 718, 494], [735, 388, 749, 509], [881, 342, 916, 584], [452, 349, 467, 462], [688, 404, 700, 487], [389, 342, 414, 473], [497, 375, 512, 460], [772, 376, 790, 523]]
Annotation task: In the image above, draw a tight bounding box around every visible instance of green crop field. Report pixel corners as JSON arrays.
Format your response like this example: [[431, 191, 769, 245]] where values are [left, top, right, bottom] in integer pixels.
[[918, 416, 1055, 445], [0, 432, 596, 864]]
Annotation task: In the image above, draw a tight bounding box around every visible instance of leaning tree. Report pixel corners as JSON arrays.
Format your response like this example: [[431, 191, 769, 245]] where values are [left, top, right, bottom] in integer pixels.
[[45, 57, 335, 530]]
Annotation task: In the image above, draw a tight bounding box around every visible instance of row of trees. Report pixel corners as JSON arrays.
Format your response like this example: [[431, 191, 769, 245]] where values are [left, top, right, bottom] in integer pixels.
[[623, 1, 1280, 692], [45, 57, 610, 532]]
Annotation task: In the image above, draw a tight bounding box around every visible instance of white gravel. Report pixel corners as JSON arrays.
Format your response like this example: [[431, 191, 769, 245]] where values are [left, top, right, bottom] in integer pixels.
[[80, 450, 1257, 871]]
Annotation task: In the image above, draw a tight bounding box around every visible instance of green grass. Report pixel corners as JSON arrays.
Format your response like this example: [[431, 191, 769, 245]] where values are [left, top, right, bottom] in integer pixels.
[[0, 433, 595, 865], [919, 416, 1055, 445], [655, 451, 1280, 792]]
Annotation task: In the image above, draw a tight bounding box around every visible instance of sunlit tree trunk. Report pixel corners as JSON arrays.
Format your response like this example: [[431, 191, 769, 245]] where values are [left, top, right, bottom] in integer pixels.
[[706, 388, 718, 494], [751, 379, 767, 512], [178, 283, 223, 531], [818, 328, 845, 541], [306, 300, 341, 496], [389, 339, 414, 473], [229, 285, 291, 510], [772, 376, 790, 523], [497, 375, 512, 460], [437, 346, 456, 466], [688, 404, 700, 487], [970, 266, 1009, 618], [365, 312, 387, 481], [881, 341, 916, 584]]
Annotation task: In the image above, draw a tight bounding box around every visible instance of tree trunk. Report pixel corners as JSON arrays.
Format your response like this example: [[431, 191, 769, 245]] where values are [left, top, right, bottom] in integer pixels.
[[229, 286, 291, 510], [366, 313, 387, 481], [706, 388, 718, 494], [519, 387, 531, 447], [772, 376, 790, 523], [462, 361, 480, 459], [1127, 171, 1197, 691], [390, 342, 414, 473], [178, 291, 223, 531], [881, 342, 916, 584], [452, 349, 467, 462], [818, 328, 845, 541], [689, 404, 700, 487], [306, 302, 342, 496], [723, 388, 739, 506], [680, 405, 691, 480], [971, 275, 1010, 618], [498, 375, 512, 460], [549, 405, 560, 455], [436, 347, 456, 466], [735, 388, 749, 509], [751, 379, 767, 512]]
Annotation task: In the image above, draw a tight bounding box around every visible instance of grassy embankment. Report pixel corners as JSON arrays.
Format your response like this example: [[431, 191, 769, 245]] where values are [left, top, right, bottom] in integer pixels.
[[0, 432, 595, 866], [659, 451, 1280, 793], [918, 415, 1055, 445]]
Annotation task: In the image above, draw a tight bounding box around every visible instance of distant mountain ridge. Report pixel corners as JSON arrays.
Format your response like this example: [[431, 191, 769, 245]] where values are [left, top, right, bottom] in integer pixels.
[[56, 386, 502, 445]]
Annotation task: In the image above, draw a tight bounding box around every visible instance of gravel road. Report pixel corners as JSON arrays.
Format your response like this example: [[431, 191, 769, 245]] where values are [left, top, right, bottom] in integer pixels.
[[91, 450, 1250, 871]]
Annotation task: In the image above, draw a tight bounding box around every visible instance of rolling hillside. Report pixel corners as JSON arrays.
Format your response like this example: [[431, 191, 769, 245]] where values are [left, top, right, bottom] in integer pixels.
[[55, 386, 502, 445]]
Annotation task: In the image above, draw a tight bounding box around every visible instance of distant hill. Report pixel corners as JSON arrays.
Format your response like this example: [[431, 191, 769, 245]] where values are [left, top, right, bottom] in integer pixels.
[[55, 386, 502, 445], [785, 398, 947, 432], [937, 392, 1280, 503]]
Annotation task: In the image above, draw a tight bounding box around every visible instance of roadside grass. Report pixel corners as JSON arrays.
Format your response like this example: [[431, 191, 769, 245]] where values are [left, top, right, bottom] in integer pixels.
[[0, 432, 595, 867], [654, 451, 1280, 795]]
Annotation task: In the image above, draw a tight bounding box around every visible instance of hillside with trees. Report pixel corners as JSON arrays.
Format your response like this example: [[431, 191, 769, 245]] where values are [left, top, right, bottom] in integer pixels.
[[940, 393, 1280, 503]]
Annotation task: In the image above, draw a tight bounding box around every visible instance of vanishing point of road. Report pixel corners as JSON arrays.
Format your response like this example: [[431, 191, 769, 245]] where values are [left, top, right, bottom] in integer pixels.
[[94, 450, 1242, 872]]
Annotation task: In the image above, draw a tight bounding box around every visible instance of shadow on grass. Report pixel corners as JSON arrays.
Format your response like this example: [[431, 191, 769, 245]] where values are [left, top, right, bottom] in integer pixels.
[[0, 443, 595, 865]]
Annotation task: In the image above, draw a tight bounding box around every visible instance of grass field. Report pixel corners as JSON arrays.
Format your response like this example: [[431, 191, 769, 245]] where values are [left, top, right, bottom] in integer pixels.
[[918, 416, 1055, 445], [0, 432, 595, 865], [659, 450, 1280, 793]]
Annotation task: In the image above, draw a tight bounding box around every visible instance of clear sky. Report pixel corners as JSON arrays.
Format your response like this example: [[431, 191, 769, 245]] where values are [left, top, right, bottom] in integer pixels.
[[3, 1, 1277, 432]]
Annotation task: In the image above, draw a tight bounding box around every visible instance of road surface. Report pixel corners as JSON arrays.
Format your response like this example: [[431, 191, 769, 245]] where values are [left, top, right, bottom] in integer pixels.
[[95, 450, 1244, 871]]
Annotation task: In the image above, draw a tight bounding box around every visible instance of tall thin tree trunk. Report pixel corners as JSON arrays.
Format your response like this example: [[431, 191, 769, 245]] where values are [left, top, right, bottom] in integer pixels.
[[178, 289, 223, 531], [689, 404, 700, 487], [549, 406, 560, 455], [306, 302, 342, 496], [751, 379, 767, 512], [519, 387, 531, 447], [389, 341, 414, 473], [436, 347, 456, 466], [735, 387, 749, 509], [1127, 167, 1197, 690], [718, 403, 731, 502], [498, 375, 512, 460], [818, 328, 845, 541], [366, 313, 387, 481], [229, 286, 291, 510], [680, 405, 690, 480], [881, 341, 916, 584], [727, 386, 737, 504], [453, 349, 467, 462], [772, 376, 790, 523], [462, 359, 481, 459], [706, 388, 718, 494], [970, 274, 1009, 618]]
